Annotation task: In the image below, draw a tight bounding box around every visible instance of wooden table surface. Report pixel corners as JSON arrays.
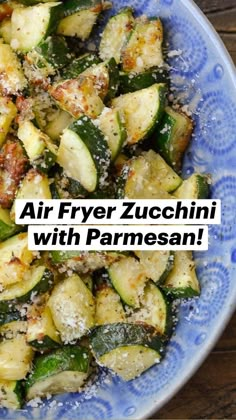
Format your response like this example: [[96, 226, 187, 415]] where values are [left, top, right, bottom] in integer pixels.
[[154, 1, 236, 418]]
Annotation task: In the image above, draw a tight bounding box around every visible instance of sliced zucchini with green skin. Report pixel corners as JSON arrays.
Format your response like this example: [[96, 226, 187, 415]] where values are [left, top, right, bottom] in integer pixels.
[[0, 207, 21, 242], [33, 90, 74, 141], [26, 35, 72, 77], [48, 274, 95, 342], [18, 121, 57, 172], [144, 150, 182, 192], [44, 110, 73, 141], [57, 0, 103, 39], [117, 150, 181, 199], [53, 170, 88, 199], [49, 181, 60, 199], [27, 306, 61, 351], [0, 265, 54, 306], [49, 76, 104, 119], [50, 250, 124, 273], [0, 310, 23, 327], [97, 108, 127, 161], [135, 251, 175, 284], [26, 346, 90, 400], [95, 286, 126, 325], [128, 282, 172, 337], [10, 169, 52, 220], [81, 58, 119, 102], [90, 323, 164, 381], [0, 44, 27, 95], [0, 18, 12, 44], [174, 173, 210, 199], [50, 250, 103, 263], [0, 97, 17, 147], [0, 233, 35, 288], [155, 107, 193, 173], [99, 7, 134, 64], [61, 53, 101, 80], [119, 67, 168, 94], [18, 0, 60, 5], [57, 117, 110, 193], [11, 2, 63, 53], [161, 251, 200, 298], [0, 380, 23, 409], [108, 257, 148, 308], [0, 320, 27, 339], [0, 321, 34, 380], [122, 19, 163, 73], [54, 169, 88, 199], [112, 83, 167, 145], [80, 273, 93, 292]]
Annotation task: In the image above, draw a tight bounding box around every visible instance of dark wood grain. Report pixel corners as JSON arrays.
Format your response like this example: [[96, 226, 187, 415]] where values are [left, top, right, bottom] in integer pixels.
[[195, 0, 236, 64], [153, 316, 236, 419], [156, 349, 236, 419], [153, 2, 236, 418], [194, 0, 236, 13]]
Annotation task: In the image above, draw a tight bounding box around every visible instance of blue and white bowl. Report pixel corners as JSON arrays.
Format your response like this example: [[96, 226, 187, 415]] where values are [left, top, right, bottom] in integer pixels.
[[1, 0, 236, 418]]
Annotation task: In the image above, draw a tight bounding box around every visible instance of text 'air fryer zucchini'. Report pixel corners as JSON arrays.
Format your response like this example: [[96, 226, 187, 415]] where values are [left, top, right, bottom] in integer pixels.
[[0, 0, 210, 410]]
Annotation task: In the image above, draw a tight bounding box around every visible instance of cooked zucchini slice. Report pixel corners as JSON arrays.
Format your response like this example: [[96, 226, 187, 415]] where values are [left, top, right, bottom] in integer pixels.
[[57, 0, 103, 39], [90, 323, 163, 381], [0, 320, 27, 338], [95, 286, 126, 325], [33, 90, 74, 141], [0, 321, 34, 381], [27, 306, 61, 351], [11, 2, 63, 52], [0, 310, 23, 327], [61, 52, 100, 79], [49, 75, 104, 119], [99, 7, 134, 64], [97, 108, 127, 161], [18, 120, 57, 172], [122, 18, 163, 73], [26, 35, 71, 77], [119, 67, 168, 93], [0, 18, 12, 44], [11, 169, 52, 220], [52, 58, 118, 114], [50, 250, 124, 273], [44, 110, 73, 141], [161, 251, 200, 298], [112, 83, 166, 145], [26, 346, 90, 400], [48, 274, 95, 342], [0, 97, 17, 147], [57, 117, 110, 193], [174, 173, 210, 199], [81, 58, 119, 102], [53, 169, 88, 199], [108, 257, 147, 308], [0, 265, 54, 305], [135, 250, 175, 284], [128, 282, 172, 336], [117, 150, 181, 199], [0, 233, 35, 288], [0, 44, 27, 95], [80, 273, 93, 292], [0, 207, 21, 242], [17, 0, 60, 5], [0, 380, 23, 409], [155, 107, 193, 173]]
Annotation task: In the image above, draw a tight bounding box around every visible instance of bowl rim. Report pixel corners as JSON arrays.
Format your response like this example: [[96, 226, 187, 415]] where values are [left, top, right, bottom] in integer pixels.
[[143, 0, 236, 418]]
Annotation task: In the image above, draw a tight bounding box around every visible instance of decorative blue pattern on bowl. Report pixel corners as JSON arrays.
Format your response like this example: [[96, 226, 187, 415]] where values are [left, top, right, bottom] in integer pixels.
[[1, 0, 236, 418]]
